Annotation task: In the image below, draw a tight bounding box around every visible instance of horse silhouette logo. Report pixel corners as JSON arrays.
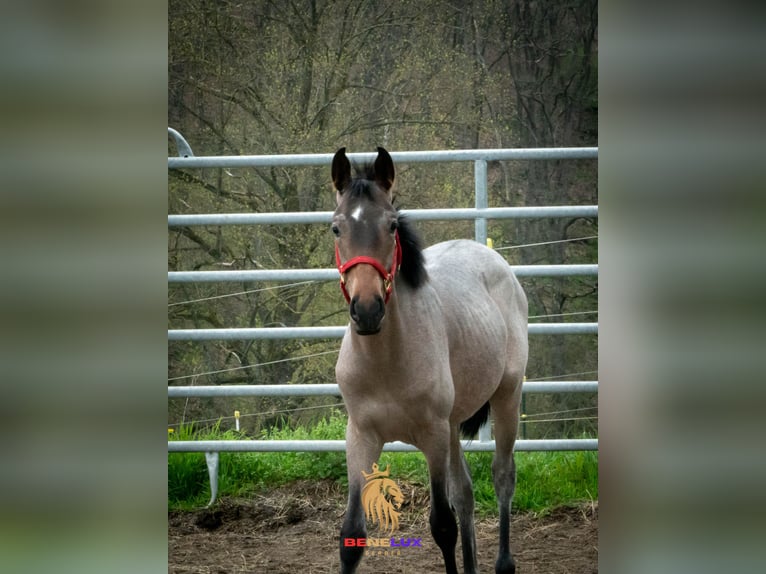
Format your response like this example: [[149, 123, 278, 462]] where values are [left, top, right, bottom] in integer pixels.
[[361, 463, 404, 534]]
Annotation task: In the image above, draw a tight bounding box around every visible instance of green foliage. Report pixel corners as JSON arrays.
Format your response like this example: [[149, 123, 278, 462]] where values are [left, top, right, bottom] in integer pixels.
[[169, 414, 597, 515], [168, 412, 349, 508]]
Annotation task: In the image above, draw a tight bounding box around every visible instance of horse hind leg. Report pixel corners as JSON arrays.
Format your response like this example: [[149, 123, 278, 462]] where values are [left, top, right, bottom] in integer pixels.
[[448, 427, 479, 574], [489, 372, 523, 574]]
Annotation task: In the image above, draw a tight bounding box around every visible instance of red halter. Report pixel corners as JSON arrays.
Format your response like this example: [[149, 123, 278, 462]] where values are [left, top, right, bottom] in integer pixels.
[[335, 230, 402, 304]]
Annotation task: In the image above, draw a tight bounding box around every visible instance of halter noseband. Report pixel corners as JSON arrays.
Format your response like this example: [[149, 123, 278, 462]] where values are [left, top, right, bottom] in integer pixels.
[[335, 230, 402, 305]]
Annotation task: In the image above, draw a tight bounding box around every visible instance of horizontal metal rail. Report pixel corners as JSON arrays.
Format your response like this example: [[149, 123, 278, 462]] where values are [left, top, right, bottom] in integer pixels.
[[168, 264, 597, 283], [167, 381, 598, 398], [168, 322, 597, 341], [169, 268, 340, 283], [168, 438, 597, 452], [168, 205, 598, 227], [168, 147, 598, 169]]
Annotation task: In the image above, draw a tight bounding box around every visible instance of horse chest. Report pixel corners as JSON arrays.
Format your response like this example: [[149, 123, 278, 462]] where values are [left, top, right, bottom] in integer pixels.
[[338, 363, 453, 441], [345, 393, 438, 443]]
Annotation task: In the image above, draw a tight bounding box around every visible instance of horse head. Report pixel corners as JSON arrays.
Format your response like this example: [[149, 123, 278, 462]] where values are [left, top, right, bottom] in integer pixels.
[[331, 147, 401, 335]]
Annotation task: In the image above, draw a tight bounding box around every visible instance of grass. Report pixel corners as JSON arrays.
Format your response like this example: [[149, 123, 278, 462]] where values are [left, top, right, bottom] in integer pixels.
[[168, 411, 597, 514]]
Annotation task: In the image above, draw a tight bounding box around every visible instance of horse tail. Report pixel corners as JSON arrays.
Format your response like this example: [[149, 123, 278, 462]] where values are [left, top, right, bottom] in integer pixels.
[[460, 401, 490, 439]]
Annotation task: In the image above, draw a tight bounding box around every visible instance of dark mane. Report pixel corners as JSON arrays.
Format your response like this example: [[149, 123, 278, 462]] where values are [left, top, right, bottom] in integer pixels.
[[396, 212, 428, 289]]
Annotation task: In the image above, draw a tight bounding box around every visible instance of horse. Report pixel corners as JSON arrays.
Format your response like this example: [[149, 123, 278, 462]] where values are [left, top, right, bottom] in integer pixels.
[[331, 147, 528, 574]]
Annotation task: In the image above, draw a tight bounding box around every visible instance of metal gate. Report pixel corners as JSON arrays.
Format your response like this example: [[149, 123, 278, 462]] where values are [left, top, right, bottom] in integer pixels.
[[168, 130, 598, 462]]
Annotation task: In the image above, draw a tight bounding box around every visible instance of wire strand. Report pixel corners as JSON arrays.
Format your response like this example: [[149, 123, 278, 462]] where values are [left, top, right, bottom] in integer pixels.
[[168, 349, 339, 382], [525, 370, 597, 382], [522, 406, 598, 419], [168, 401, 346, 428], [169, 280, 317, 307], [494, 235, 597, 251], [169, 410, 597, 429], [528, 310, 597, 319], [521, 416, 598, 424]]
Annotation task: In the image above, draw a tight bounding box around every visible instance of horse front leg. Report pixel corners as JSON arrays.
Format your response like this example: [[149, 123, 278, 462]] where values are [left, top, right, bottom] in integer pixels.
[[339, 420, 382, 574], [422, 423, 459, 574]]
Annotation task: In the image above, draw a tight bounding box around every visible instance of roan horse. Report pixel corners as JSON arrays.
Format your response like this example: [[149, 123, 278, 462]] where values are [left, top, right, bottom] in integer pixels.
[[331, 147, 528, 574]]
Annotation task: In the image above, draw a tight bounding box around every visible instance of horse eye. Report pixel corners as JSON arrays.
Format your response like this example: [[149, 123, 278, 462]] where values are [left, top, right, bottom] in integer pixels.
[[331, 224, 340, 237], [390, 220, 399, 233]]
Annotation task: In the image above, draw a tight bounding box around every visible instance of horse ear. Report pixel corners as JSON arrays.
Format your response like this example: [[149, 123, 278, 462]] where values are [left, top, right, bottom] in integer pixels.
[[374, 146, 395, 193], [331, 147, 351, 200]]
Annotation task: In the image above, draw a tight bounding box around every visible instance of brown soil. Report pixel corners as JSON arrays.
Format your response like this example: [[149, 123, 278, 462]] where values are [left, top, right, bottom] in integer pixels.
[[169, 480, 597, 573]]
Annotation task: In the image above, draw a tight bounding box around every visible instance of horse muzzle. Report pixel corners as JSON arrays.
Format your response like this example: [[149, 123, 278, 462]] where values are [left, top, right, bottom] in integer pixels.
[[349, 295, 385, 335]]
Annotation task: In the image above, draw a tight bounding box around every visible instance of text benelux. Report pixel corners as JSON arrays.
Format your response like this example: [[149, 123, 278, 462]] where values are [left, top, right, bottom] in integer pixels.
[[343, 537, 423, 548]]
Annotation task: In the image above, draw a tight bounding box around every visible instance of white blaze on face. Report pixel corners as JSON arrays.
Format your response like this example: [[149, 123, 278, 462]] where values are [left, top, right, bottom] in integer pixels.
[[350, 204, 364, 222]]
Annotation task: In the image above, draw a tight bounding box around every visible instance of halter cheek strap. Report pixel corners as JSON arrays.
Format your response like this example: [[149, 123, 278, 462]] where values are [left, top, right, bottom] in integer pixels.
[[335, 231, 402, 305]]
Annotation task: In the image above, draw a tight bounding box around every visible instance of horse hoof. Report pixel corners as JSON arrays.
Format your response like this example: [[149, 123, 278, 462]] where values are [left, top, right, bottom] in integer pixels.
[[495, 554, 516, 574]]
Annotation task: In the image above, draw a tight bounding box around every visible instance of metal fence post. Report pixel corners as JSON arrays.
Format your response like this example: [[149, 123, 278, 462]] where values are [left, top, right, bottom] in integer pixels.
[[168, 127, 195, 158], [204, 451, 220, 506], [474, 159, 493, 443], [474, 159, 488, 245]]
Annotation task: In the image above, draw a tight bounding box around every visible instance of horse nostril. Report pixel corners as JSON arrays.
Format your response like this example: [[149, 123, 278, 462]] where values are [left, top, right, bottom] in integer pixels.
[[349, 296, 360, 322]]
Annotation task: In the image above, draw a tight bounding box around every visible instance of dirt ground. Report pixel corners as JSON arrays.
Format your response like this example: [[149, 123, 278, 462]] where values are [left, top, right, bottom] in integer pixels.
[[169, 480, 597, 573]]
